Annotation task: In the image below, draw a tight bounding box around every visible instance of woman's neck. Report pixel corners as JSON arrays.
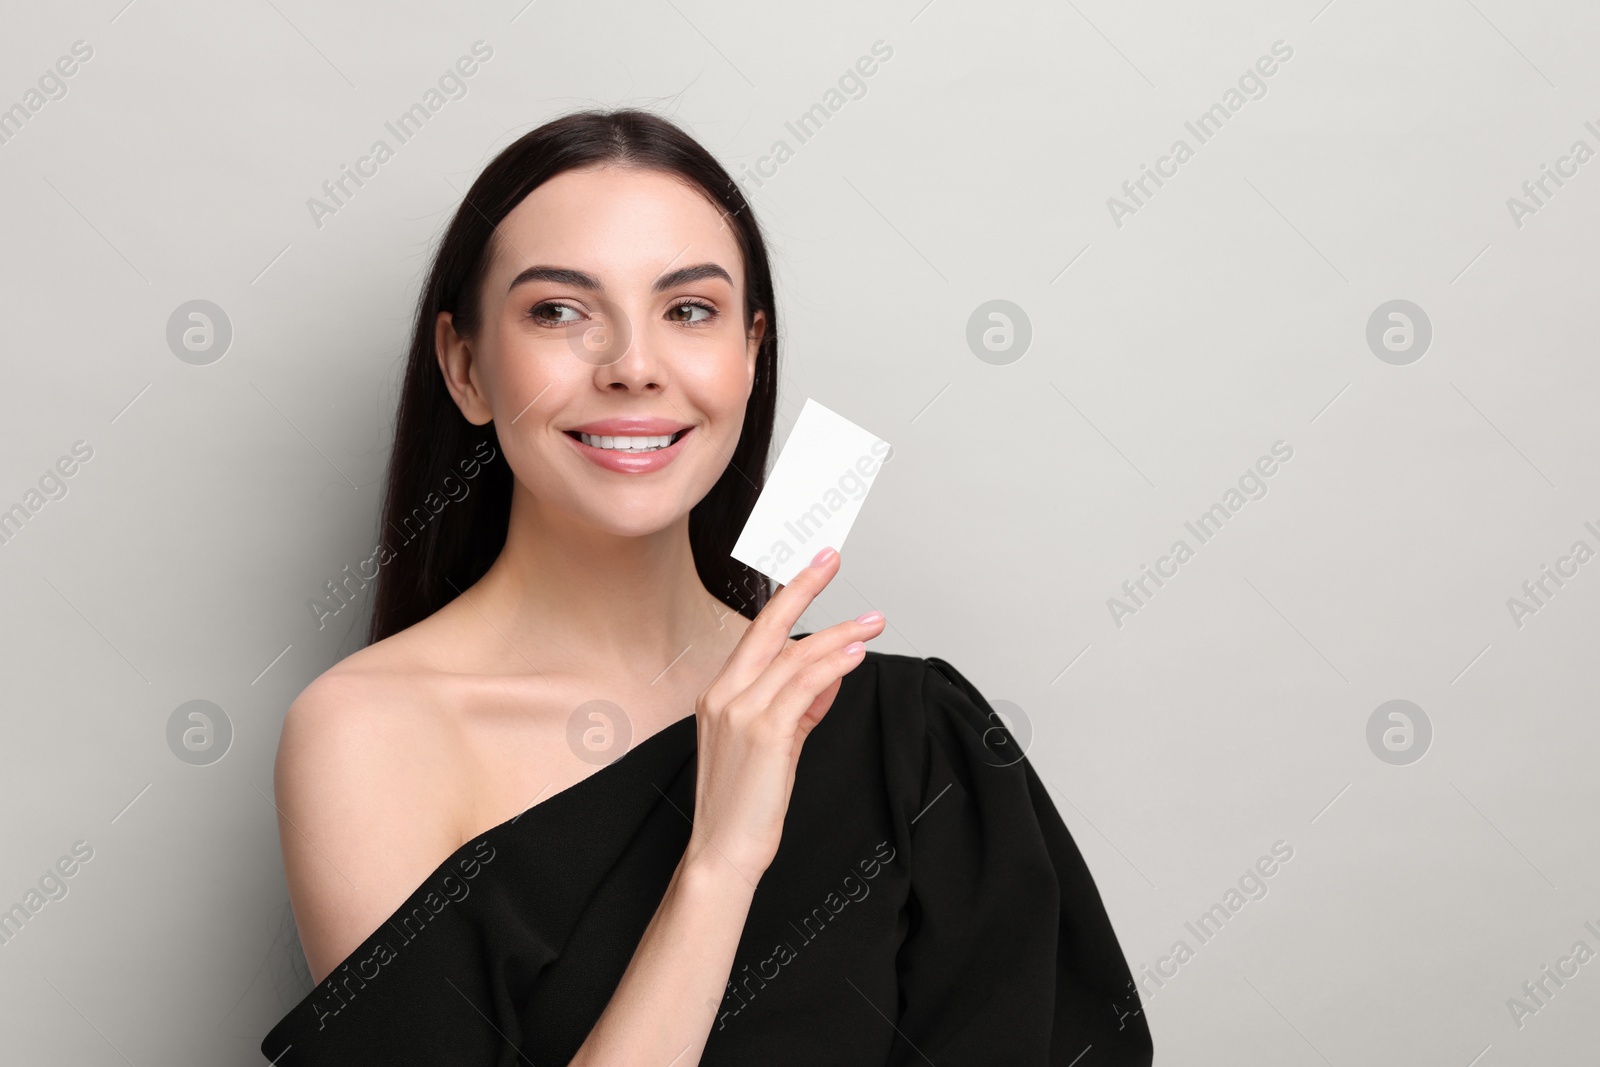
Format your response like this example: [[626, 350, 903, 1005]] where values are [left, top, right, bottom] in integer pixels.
[[465, 498, 737, 679]]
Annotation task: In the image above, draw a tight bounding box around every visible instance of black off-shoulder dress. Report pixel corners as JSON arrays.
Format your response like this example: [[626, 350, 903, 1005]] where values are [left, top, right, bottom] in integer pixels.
[[260, 648, 1153, 1065]]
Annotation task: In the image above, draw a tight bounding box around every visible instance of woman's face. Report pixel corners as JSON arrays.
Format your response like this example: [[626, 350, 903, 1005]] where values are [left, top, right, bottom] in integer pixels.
[[436, 164, 765, 538]]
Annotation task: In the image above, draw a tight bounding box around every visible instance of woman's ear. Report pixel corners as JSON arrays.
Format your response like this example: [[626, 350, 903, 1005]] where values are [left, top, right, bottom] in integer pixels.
[[745, 309, 767, 387], [436, 311, 494, 426]]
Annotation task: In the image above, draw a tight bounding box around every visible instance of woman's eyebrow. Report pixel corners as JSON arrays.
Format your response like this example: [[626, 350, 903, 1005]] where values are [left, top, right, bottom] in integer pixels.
[[653, 263, 732, 292], [505, 262, 732, 295], [507, 265, 601, 293]]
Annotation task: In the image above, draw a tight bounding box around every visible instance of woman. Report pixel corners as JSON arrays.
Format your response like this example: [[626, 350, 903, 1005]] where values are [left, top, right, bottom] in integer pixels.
[[261, 109, 1152, 1066]]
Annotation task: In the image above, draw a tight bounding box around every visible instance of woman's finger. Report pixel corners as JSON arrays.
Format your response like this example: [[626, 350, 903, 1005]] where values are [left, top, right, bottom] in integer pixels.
[[710, 547, 841, 697], [730, 612, 884, 720], [761, 638, 871, 735]]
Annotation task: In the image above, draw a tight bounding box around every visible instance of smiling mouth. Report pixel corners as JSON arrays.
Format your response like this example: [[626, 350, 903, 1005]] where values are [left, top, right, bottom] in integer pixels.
[[564, 429, 690, 453]]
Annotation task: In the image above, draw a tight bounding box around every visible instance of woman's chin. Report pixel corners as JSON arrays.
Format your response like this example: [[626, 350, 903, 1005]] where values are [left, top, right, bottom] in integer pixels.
[[568, 498, 703, 541]]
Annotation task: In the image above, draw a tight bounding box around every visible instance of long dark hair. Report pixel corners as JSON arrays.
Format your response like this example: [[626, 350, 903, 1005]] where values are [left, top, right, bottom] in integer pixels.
[[367, 109, 777, 644]]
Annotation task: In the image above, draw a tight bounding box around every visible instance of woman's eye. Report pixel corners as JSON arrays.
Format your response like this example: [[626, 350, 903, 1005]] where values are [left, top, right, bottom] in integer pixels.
[[529, 301, 582, 325], [669, 301, 715, 324]]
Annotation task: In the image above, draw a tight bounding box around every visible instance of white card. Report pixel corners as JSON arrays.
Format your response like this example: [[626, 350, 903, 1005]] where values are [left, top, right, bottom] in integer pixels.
[[731, 398, 891, 586]]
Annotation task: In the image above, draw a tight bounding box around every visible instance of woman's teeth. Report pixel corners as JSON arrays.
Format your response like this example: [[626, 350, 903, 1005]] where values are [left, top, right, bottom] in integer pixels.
[[577, 432, 680, 452]]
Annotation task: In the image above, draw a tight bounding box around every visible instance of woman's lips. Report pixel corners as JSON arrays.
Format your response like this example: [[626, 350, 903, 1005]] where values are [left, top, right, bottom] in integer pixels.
[[563, 427, 691, 473]]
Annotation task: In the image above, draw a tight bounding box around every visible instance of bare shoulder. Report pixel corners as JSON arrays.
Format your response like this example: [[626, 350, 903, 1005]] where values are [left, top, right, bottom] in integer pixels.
[[273, 630, 470, 985], [276, 641, 461, 791]]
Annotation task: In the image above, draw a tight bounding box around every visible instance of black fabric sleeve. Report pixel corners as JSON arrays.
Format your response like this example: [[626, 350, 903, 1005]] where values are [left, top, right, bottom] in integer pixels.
[[259, 836, 553, 1065], [886, 657, 1153, 1066]]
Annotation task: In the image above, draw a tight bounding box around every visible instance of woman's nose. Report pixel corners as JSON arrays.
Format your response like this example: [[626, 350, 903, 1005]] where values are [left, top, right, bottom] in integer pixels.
[[590, 302, 666, 392]]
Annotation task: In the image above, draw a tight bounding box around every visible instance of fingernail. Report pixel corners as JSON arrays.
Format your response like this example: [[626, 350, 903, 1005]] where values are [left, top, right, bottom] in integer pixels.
[[811, 547, 837, 568], [855, 611, 883, 625], [844, 641, 865, 655]]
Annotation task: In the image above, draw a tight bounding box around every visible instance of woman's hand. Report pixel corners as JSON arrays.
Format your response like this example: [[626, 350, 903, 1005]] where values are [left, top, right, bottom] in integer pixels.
[[684, 547, 886, 886]]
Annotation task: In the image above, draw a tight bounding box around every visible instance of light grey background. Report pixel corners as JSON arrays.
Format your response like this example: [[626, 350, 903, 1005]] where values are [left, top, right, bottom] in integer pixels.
[[1, 0, 1596, 1063]]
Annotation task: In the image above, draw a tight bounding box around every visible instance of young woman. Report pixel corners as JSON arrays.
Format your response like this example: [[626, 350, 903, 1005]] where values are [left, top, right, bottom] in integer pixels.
[[261, 109, 1152, 1066]]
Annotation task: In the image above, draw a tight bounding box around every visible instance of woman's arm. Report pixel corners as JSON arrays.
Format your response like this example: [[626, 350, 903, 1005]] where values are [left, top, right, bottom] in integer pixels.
[[565, 849, 755, 1066], [569, 548, 884, 1065], [274, 671, 470, 987]]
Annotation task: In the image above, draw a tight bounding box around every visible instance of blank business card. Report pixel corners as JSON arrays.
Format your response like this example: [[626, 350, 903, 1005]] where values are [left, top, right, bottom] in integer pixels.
[[731, 398, 891, 586]]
